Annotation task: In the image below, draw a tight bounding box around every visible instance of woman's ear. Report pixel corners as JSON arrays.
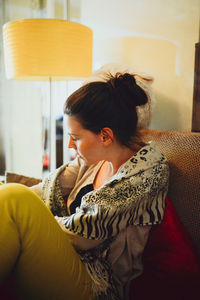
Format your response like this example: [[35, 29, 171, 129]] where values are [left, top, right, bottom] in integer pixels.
[[100, 128, 114, 146]]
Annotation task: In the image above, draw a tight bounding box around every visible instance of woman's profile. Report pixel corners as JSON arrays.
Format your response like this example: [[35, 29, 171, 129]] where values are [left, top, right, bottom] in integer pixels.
[[0, 71, 169, 300]]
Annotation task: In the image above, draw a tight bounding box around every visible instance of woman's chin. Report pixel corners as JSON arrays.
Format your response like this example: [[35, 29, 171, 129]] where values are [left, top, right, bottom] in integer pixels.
[[77, 154, 101, 166]]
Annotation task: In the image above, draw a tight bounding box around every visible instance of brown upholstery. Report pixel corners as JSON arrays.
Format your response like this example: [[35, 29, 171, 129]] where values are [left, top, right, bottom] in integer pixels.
[[140, 129, 200, 254], [6, 172, 42, 187]]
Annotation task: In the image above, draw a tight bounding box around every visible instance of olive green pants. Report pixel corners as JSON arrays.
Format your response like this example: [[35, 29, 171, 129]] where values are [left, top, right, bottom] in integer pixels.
[[0, 183, 92, 300]]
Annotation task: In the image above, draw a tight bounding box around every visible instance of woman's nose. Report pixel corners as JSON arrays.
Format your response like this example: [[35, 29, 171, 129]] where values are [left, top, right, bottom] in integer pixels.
[[68, 136, 77, 149]]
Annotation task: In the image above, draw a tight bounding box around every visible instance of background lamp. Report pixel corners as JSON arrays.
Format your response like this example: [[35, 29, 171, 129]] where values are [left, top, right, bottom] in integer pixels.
[[3, 18, 93, 172]]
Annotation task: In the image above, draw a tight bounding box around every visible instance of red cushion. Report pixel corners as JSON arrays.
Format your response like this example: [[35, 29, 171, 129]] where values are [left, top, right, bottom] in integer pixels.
[[130, 198, 200, 300]]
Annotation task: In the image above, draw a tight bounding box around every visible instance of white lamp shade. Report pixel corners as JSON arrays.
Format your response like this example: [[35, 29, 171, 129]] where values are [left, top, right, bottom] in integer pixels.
[[3, 19, 93, 81]]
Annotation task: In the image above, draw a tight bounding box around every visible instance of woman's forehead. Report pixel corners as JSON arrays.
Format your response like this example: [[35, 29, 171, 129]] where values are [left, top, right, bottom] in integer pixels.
[[66, 116, 83, 133]]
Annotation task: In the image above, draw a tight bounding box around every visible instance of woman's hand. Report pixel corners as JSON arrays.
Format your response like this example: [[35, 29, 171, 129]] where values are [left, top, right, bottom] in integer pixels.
[[30, 183, 42, 198]]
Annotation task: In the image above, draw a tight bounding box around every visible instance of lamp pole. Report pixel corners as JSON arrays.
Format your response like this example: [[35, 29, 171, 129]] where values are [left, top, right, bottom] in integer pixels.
[[46, 0, 56, 172], [48, 77, 56, 171], [63, 0, 71, 165]]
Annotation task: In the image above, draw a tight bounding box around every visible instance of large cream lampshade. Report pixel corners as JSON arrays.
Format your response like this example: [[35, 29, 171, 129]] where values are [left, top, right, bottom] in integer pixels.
[[3, 19, 93, 80], [3, 18, 93, 172]]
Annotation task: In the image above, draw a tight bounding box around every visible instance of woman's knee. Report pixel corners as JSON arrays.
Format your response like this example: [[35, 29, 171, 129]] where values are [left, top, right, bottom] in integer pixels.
[[0, 183, 44, 211], [0, 183, 30, 194], [0, 183, 54, 238]]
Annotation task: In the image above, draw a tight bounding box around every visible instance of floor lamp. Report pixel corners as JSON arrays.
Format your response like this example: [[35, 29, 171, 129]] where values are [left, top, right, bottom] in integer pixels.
[[3, 18, 93, 172]]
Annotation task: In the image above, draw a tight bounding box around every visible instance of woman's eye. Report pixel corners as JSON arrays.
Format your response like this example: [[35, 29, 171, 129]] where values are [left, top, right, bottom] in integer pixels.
[[72, 136, 78, 141]]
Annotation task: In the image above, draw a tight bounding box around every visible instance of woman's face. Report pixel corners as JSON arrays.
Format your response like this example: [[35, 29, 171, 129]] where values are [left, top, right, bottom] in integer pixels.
[[66, 116, 104, 165]]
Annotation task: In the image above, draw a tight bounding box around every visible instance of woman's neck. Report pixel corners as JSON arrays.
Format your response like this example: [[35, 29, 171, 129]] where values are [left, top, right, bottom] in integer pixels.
[[107, 143, 142, 175], [93, 143, 143, 190]]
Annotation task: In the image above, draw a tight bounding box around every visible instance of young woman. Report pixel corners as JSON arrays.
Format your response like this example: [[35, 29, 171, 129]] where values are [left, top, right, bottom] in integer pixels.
[[0, 73, 169, 300]]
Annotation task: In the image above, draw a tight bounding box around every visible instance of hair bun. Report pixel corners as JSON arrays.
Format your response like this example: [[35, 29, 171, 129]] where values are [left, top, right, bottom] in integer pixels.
[[107, 72, 148, 107]]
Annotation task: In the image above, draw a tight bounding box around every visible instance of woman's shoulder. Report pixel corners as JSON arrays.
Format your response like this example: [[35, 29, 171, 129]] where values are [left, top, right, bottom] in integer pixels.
[[115, 141, 168, 179], [80, 141, 169, 209]]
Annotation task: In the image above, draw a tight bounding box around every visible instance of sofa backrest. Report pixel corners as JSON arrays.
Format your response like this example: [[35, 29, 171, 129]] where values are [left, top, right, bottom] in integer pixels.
[[140, 129, 200, 254]]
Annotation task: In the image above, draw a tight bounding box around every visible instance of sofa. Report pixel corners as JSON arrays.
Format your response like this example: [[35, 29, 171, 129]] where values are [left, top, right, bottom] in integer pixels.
[[2, 129, 200, 299], [129, 129, 200, 300], [140, 129, 200, 253]]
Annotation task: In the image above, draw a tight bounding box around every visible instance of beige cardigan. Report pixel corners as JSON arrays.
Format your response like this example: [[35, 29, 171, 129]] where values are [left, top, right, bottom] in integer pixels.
[[40, 142, 169, 299]]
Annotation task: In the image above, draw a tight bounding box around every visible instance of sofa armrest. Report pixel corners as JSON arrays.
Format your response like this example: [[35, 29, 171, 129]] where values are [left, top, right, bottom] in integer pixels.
[[6, 172, 42, 187]]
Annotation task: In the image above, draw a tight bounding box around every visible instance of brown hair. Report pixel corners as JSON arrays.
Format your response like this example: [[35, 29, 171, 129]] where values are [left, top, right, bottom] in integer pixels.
[[64, 73, 148, 148]]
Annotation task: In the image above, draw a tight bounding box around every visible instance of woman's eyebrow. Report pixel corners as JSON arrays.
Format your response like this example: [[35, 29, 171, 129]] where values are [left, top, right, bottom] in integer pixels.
[[68, 133, 80, 137]]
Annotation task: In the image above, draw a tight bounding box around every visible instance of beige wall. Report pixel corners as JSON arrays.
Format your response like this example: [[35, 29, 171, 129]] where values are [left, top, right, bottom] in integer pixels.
[[81, 0, 200, 131], [1, 0, 199, 177]]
